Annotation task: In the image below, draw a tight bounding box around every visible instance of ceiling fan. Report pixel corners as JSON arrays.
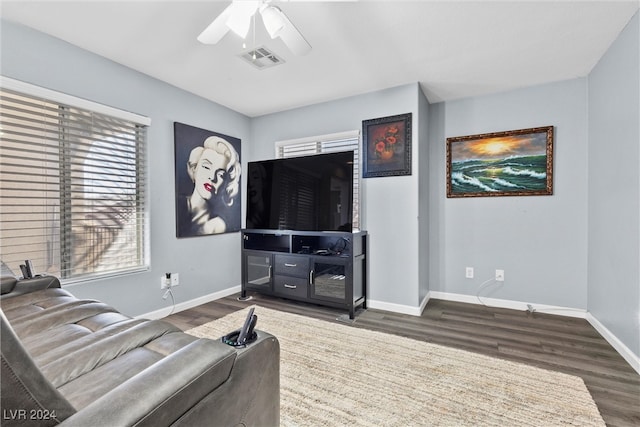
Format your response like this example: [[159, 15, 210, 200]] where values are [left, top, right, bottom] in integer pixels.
[[197, 0, 312, 56]]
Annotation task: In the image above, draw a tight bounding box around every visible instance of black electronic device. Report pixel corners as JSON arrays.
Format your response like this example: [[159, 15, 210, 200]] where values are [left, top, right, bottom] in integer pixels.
[[24, 260, 35, 278], [237, 307, 255, 344], [246, 151, 354, 232], [247, 314, 257, 339], [19, 264, 30, 279], [222, 308, 258, 347]]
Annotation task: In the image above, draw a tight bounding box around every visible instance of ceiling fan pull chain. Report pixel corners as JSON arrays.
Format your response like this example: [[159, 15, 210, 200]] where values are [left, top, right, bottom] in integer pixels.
[[252, 12, 257, 60]]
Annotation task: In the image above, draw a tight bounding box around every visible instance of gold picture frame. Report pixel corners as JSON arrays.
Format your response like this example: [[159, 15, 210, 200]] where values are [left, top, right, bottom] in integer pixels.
[[446, 126, 554, 198]]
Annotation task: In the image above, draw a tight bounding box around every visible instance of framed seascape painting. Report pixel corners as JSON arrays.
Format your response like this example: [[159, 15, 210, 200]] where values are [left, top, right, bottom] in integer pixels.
[[362, 113, 412, 178], [446, 126, 554, 198], [174, 122, 241, 237]]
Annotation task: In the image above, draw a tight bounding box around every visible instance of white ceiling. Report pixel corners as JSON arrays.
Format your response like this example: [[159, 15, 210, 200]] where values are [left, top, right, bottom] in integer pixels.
[[1, 1, 638, 117]]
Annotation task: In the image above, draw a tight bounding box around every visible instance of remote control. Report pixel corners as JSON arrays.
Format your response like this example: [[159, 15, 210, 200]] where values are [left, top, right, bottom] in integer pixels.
[[24, 260, 35, 278], [236, 308, 255, 345], [19, 264, 30, 279]]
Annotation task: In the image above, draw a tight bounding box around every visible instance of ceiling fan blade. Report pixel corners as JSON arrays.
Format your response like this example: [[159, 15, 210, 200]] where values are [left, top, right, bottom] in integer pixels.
[[197, 3, 236, 44], [276, 9, 312, 55], [225, 1, 260, 38]]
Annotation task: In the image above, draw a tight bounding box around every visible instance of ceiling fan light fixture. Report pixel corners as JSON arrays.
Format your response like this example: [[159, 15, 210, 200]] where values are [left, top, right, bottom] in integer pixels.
[[261, 6, 286, 39], [198, 0, 311, 56]]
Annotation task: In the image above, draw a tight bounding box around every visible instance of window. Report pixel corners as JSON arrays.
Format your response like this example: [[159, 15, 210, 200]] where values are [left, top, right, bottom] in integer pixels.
[[275, 130, 360, 230], [0, 77, 150, 283]]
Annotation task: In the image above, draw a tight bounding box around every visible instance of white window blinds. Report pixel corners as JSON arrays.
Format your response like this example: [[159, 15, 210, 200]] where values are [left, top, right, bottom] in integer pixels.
[[0, 78, 150, 282], [275, 131, 360, 230]]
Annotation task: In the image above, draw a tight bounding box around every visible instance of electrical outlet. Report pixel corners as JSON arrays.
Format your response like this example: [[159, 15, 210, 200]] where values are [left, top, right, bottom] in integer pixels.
[[495, 269, 505, 282], [160, 272, 179, 289], [465, 267, 474, 279], [170, 273, 180, 287]]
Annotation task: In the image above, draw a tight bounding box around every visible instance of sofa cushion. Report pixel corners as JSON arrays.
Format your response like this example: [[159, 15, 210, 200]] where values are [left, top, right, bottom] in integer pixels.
[[32, 318, 146, 366], [40, 319, 182, 388], [11, 301, 120, 339], [1, 288, 76, 319]]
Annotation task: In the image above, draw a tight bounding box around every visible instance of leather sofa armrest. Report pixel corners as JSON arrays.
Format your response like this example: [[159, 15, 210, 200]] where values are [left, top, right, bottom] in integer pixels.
[[1, 276, 17, 294], [59, 331, 279, 427], [172, 330, 280, 426], [1, 310, 77, 426], [1, 276, 61, 298]]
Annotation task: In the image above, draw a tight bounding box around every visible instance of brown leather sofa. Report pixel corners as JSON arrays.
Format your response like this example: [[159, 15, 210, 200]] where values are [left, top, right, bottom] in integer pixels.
[[0, 275, 280, 426]]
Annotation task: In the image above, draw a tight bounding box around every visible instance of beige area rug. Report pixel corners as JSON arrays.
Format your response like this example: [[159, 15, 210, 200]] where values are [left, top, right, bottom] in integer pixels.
[[187, 306, 605, 427]]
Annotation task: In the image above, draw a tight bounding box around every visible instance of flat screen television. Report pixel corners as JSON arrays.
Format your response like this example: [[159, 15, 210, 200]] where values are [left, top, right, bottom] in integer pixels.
[[246, 151, 353, 232]]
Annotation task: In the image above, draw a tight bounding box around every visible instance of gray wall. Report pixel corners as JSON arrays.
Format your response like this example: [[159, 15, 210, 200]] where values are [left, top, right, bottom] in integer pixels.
[[587, 12, 639, 359], [1, 20, 251, 316], [428, 78, 590, 309], [250, 84, 423, 309], [418, 89, 430, 303]]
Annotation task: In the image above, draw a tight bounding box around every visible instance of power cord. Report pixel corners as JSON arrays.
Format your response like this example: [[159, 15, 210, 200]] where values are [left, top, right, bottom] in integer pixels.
[[477, 281, 584, 317], [162, 287, 176, 316], [476, 276, 503, 307], [330, 237, 350, 255]]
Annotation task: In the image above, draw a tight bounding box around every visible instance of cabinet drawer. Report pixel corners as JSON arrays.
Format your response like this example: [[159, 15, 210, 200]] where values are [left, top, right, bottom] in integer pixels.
[[274, 275, 308, 299], [274, 255, 309, 278]]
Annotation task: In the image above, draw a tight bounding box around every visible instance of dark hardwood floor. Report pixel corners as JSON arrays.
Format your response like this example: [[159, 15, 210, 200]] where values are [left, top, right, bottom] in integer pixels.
[[164, 293, 640, 427]]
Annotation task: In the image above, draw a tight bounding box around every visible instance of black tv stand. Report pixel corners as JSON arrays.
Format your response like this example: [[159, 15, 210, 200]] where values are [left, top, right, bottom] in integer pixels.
[[241, 229, 368, 319]]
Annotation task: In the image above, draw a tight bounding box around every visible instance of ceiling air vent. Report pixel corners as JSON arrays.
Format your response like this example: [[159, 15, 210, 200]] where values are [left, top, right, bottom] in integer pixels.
[[239, 46, 285, 70]]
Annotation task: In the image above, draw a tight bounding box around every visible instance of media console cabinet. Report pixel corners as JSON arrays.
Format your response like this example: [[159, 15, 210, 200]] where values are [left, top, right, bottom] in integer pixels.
[[241, 229, 368, 319]]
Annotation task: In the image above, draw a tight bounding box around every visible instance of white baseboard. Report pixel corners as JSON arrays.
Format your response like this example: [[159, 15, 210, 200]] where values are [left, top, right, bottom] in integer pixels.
[[138, 285, 241, 320], [586, 313, 640, 375], [367, 295, 429, 317], [428, 291, 588, 318]]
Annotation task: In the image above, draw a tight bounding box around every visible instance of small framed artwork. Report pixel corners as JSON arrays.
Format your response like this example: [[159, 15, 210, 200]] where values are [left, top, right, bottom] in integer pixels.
[[446, 126, 554, 198], [174, 122, 242, 237], [362, 113, 412, 178]]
